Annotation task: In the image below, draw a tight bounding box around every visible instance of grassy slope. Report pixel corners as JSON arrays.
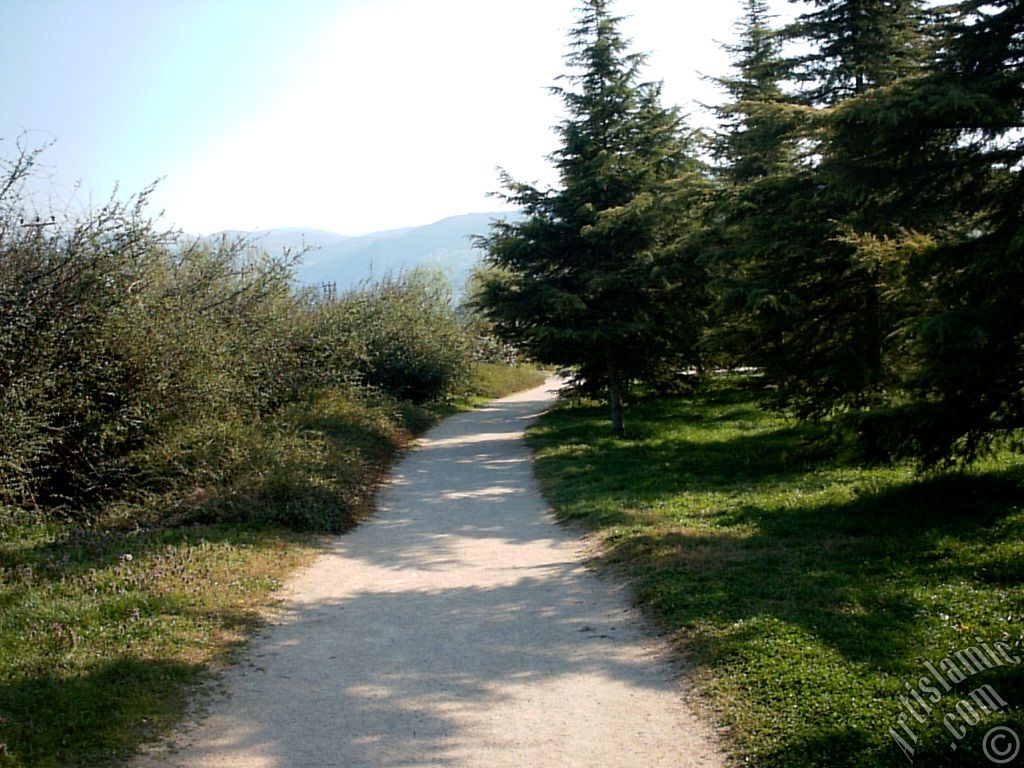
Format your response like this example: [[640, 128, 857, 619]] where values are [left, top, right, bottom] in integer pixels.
[[0, 363, 544, 768], [463, 363, 548, 402], [528, 375, 1023, 767]]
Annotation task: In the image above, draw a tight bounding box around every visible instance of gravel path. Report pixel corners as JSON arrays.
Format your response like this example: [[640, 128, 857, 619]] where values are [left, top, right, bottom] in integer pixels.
[[138, 378, 724, 767]]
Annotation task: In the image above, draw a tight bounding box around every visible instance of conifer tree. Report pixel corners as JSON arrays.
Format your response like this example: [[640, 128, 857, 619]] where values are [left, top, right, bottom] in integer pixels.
[[754, 0, 928, 413], [787, 0, 925, 101], [762, 0, 1021, 462], [858, 0, 1024, 462], [474, 0, 708, 436], [703, 0, 808, 374]]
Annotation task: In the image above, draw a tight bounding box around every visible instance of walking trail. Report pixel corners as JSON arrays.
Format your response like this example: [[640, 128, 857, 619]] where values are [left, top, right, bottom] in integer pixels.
[[138, 378, 724, 767]]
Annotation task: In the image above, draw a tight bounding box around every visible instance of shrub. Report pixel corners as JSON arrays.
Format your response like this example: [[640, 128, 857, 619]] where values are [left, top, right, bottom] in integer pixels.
[[329, 269, 472, 403], [0, 142, 473, 518]]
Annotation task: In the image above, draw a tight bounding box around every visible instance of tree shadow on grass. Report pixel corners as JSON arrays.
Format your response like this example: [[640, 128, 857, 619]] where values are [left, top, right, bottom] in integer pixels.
[[0, 523, 304, 768], [532, 394, 1022, 657], [604, 469, 1022, 664], [531, 400, 837, 533], [0, 657, 203, 768], [532, 388, 1024, 767]]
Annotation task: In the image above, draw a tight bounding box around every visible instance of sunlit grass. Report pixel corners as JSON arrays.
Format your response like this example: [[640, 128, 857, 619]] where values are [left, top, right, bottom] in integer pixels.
[[529, 375, 1024, 767], [427, 363, 548, 420], [464, 362, 548, 402], [0, 520, 316, 768]]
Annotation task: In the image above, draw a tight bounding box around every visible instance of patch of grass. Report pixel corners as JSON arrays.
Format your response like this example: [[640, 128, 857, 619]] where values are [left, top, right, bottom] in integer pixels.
[[428, 363, 548, 420], [0, 519, 316, 768], [529, 375, 1024, 767], [200, 387, 409, 532], [465, 363, 548, 401]]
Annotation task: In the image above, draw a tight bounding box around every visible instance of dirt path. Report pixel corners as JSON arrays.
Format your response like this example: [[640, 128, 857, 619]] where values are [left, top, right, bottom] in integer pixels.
[[138, 378, 724, 767]]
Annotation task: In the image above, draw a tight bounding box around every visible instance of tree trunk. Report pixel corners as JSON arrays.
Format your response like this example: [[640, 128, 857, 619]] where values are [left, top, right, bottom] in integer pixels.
[[608, 360, 625, 438]]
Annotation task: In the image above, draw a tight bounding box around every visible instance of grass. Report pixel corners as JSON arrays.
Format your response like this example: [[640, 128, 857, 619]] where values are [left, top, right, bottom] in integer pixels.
[[528, 374, 1024, 767], [464, 362, 548, 402], [0, 363, 545, 768], [0, 520, 315, 768], [426, 363, 548, 420]]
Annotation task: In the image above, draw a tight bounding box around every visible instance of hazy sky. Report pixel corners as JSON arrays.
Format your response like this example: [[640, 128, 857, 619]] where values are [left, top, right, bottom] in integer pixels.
[[1, 0, 799, 235]]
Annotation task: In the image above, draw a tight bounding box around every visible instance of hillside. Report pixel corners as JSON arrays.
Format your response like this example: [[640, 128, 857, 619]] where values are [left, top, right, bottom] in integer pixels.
[[223, 212, 520, 294]]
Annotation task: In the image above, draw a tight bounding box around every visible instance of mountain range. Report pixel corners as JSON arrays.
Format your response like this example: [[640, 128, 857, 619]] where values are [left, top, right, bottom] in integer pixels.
[[217, 212, 519, 295]]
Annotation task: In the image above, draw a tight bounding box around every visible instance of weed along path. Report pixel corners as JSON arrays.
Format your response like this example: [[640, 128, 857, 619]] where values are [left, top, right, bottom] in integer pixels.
[[138, 378, 723, 768]]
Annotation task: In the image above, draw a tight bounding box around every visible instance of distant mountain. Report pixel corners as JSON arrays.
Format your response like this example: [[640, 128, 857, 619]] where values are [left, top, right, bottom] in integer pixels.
[[217, 212, 520, 294], [214, 227, 350, 255]]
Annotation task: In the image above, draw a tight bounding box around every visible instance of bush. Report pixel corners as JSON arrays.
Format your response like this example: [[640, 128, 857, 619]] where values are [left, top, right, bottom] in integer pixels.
[[0, 177, 303, 507], [0, 164, 163, 505], [327, 270, 472, 404], [0, 143, 472, 518]]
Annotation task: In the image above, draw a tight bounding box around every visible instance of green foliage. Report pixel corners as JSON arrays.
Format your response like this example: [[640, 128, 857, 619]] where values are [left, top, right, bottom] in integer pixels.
[[0, 158, 306, 507], [704, 0, 1022, 464], [794, 0, 1024, 462], [458, 267, 523, 366], [474, 0, 710, 436], [886, 0, 1023, 463], [0, 144, 473, 515], [786, 0, 926, 103], [326, 269, 472, 404], [529, 376, 1024, 768], [702, 0, 809, 370], [149, 388, 409, 533], [756, 0, 927, 414]]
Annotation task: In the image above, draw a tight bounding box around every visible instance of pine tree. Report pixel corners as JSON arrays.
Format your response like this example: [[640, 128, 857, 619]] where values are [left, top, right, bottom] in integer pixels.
[[474, 0, 708, 436], [752, 0, 928, 414], [703, 0, 809, 375], [787, 0, 925, 102], [715, 0, 792, 182], [883, 0, 1024, 462], [774, 0, 1022, 462]]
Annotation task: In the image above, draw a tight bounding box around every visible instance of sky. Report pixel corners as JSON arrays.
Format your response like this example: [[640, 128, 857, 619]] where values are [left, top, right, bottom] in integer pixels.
[[1, 0, 799, 236]]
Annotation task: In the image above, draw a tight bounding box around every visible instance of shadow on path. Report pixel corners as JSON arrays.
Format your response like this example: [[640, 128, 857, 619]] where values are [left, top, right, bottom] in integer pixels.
[[138, 380, 722, 768]]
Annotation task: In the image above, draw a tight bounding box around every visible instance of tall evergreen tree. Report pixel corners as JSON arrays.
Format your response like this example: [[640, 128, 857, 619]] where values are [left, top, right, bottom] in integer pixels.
[[474, 0, 708, 436], [703, 0, 809, 374], [763, 0, 1021, 462], [787, 0, 925, 101], [849, 0, 1024, 462], [751, 0, 928, 414]]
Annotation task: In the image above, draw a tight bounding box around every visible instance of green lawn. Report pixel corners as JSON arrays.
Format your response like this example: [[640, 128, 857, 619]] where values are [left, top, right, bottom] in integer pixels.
[[529, 375, 1023, 767]]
